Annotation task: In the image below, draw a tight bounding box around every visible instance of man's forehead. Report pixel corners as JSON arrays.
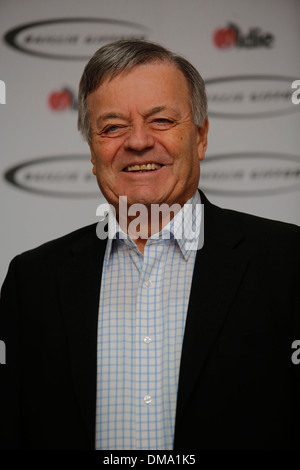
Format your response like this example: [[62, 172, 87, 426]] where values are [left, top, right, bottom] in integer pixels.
[[86, 61, 192, 122], [92, 61, 189, 95], [106, 60, 180, 80]]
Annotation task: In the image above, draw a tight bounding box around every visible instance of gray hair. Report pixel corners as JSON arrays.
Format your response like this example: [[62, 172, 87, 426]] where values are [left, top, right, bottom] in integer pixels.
[[78, 39, 207, 142]]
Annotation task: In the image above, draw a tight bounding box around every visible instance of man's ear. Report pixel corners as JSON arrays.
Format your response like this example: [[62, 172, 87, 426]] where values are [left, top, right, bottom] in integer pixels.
[[197, 117, 209, 161], [89, 145, 97, 175]]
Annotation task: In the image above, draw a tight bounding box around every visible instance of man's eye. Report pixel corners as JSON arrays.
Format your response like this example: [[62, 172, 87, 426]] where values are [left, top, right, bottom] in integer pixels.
[[149, 118, 175, 131], [103, 125, 120, 133], [154, 118, 172, 124], [99, 125, 127, 137], [151, 118, 175, 129]]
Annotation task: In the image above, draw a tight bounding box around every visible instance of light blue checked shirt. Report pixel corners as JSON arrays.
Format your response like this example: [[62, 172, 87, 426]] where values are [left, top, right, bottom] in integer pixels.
[[95, 190, 202, 450]]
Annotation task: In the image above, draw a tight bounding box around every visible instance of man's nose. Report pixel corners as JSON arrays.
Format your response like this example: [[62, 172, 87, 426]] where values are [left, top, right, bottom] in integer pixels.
[[124, 124, 155, 152]]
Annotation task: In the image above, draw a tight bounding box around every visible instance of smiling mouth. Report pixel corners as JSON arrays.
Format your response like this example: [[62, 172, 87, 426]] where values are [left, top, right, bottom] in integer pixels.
[[123, 163, 163, 172]]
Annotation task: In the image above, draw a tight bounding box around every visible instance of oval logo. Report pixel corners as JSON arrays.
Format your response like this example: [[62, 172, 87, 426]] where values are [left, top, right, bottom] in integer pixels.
[[205, 76, 299, 118], [4, 155, 100, 198], [4, 18, 149, 60], [200, 153, 300, 196]]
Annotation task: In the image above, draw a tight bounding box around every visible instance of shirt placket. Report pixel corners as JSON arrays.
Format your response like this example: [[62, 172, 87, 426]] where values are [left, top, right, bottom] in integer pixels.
[[133, 241, 165, 450]]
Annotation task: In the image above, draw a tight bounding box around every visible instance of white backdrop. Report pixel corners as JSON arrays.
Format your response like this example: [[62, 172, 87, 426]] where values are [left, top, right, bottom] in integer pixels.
[[0, 0, 300, 285]]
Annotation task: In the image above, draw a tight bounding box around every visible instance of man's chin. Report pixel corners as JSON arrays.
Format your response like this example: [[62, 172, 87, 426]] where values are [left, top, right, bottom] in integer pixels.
[[118, 192, 165, 208]]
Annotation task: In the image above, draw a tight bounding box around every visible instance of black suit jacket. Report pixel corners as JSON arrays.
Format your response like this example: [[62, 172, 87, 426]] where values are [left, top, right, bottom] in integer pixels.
[[1, 191, 300, 450]]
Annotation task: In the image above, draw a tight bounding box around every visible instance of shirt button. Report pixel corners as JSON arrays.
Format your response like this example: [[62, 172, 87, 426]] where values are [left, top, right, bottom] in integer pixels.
[[144, 395, 152, 404], [143, 336, 151, 344], [144, 279, 152, 288]]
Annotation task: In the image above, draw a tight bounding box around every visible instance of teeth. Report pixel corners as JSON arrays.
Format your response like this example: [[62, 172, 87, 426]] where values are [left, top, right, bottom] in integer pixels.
[[125, 163, 162, 172]]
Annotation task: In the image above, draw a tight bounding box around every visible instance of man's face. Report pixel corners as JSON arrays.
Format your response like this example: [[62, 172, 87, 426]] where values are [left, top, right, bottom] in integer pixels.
[[87, 61, 209, 211]]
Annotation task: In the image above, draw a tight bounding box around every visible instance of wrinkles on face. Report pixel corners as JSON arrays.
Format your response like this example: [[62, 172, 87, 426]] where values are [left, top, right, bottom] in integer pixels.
[[88, 63, 208, 210]]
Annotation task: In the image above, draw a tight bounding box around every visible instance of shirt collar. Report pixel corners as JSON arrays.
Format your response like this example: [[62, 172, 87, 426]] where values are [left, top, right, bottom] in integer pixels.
[[105, 190, 202, 262], [105, 210, 128, 261], [165, 190, 202, 260]]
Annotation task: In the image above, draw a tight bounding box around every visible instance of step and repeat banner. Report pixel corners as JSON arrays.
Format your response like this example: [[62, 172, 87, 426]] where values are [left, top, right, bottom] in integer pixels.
[[0, 0, 300, 284]]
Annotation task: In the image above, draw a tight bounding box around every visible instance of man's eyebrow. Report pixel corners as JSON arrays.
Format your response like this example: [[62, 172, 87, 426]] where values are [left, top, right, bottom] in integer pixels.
[[95, 106, 181, 127], [143, 106, 181, 118]]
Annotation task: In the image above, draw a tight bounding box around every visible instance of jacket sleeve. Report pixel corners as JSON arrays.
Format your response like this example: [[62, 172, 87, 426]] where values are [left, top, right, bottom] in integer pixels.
[[0, 257, 23, 449], [292, 261, 300, 448]]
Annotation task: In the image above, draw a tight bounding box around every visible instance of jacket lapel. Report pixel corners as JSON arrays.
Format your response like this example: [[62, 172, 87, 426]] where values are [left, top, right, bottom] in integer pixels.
[[57, 223, 107, 448], [175, 192, 250, 430]]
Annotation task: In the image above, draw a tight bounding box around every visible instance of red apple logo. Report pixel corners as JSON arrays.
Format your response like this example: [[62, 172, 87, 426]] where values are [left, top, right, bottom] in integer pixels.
[[213, 27, 236, 49], [48, 90, 72, 110]]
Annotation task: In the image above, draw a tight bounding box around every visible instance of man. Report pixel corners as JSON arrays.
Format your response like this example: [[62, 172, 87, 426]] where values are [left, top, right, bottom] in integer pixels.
[[0, 39, 299, 450]]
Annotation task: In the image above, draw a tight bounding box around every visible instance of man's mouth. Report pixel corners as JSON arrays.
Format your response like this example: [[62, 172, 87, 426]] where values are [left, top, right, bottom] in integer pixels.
[[123, 163, 163, 172]]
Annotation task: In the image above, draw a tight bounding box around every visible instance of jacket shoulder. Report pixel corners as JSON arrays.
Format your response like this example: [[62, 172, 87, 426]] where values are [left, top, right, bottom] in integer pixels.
[[201, 190, 300, 254], [203, 189, 300, 236], [222, 205, 300, 238], [9, 223, 100, 269]]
